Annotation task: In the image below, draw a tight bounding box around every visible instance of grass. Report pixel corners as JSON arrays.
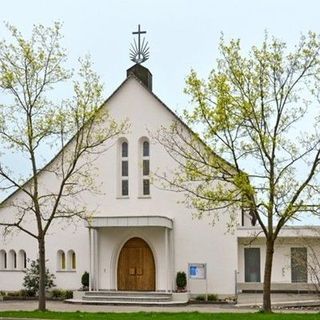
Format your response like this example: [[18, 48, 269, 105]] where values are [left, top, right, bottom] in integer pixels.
[[0, 311, 319, 320]]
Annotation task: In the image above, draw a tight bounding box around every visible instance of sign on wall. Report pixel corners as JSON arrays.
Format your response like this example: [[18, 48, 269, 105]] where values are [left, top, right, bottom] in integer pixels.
[[188, 263, 206, 279]]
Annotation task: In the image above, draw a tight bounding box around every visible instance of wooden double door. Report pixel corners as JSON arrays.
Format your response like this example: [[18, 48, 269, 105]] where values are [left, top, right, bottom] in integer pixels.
[[117, 237, 155, 291]]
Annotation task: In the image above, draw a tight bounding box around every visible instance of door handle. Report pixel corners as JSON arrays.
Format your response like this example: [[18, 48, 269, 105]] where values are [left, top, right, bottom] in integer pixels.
[[129, 267, 136, 275]]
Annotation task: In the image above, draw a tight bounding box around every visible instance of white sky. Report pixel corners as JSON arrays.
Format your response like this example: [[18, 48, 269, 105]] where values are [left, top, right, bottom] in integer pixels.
[[1, 0, 320, 223], [2, 0, 319, 112]]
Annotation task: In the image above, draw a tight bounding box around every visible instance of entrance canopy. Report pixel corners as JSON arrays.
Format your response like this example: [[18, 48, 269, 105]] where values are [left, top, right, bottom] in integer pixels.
[[85, 215, 173, 229]]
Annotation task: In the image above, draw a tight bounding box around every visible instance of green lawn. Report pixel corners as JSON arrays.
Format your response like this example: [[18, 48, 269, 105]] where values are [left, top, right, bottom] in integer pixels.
[[0, 311, 319, 320]]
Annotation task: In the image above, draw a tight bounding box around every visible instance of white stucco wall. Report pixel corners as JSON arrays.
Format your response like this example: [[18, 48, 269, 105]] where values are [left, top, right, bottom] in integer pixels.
[[1, 75, 319, 295], [238, 237, 320, 284], [0, 75, 242, 295]]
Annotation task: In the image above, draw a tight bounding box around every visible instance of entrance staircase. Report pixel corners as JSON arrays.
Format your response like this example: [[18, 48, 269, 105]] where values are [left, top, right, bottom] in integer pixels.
[[67, 290, 188, 305]]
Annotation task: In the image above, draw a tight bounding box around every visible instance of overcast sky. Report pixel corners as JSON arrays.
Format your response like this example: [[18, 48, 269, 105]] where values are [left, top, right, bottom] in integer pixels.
[[2, 0, 319, 112]]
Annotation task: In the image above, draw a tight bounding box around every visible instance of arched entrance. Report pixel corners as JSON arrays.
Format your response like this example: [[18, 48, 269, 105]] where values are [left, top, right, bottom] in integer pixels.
[[117, 237, 155, 291]]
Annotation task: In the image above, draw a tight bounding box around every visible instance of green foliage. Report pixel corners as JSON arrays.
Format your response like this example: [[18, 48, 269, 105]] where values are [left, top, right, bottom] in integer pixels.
[[195, 295, 205, 301], [0, 310, 319, 319], [158, 31, 320, 311], [81, 271, 89, 288], [64, 290, 73, 299], [23, 260, 55, 296], [194, 294, 218, 302], [50, 289, 73, 299], [6, 291, 21, 297], [176, 271, 187, 290], [207, 293, 218, 301], [164, 32, 320, 227]]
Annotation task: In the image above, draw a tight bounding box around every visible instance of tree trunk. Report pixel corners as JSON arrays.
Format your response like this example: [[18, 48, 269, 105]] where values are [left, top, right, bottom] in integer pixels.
[[38, 237, 46, 311], [263, 238, 274, 312]]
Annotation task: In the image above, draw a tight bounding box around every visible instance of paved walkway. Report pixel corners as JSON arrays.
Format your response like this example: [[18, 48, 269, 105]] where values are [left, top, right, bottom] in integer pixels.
[[0, 300, 253, 313], [0, 294, 319, 314], [237, 293, 320, 307]]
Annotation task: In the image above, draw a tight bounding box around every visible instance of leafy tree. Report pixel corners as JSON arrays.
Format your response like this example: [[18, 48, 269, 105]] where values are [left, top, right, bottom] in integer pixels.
[[0, 23, 126, 310], [157, 33, 320, 312], [23, 259, 55, 296]]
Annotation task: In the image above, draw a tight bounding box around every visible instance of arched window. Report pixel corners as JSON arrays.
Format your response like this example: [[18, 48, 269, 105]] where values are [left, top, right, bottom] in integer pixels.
[[67, 250, 76, 270], [141, 139, 150, 196], [18, 250, 27, 269], [72, 251, 76, 270], [57, 250, 66, 271], [0, 250, 7, 270], [8, 250, 17, 270], [119, 139, 129, 196]]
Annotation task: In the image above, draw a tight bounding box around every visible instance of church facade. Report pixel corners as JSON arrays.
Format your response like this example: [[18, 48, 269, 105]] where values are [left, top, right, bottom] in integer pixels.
[[0, 63, 320, 297]]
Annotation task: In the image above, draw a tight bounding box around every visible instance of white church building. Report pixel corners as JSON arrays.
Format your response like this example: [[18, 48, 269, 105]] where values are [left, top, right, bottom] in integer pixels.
[[0, 57, 320, 300]]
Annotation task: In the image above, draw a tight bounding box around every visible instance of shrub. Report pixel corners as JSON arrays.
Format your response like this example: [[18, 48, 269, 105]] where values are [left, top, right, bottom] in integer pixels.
[[23, 259, 55, 296], [176, 271, 187, 290], [65, 290, 73, 299], [195, 295, 205, 301], [81, 271, 89, 289], [51, 289, 64, 298], [50, 289, 72, 299], [7, 291, 20, 297], [18, 289, 28, 297], [208, 293, 218, 301]]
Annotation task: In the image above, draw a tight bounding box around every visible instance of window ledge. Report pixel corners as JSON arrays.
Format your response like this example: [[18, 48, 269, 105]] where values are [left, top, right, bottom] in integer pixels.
[[138, 196, 151, 199], [0, 269, 25, 272], [56, 270, 77, 273], [116, 196, 130, 199]]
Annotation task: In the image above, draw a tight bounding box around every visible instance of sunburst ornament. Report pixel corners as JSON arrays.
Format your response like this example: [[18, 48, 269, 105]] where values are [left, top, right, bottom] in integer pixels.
[[130, 24, 150, 64]]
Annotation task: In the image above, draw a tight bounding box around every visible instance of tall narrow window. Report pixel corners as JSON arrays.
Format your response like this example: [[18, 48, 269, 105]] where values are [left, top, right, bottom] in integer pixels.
[[120, 141, 129, 196], [142, 140, 150, 195], [67, 250, 76, 270], [61, 251, 66, 270], [8, 250, 17, 270], [0, 250, 7, 270], [291, 247, 307, 283], [72, 252, 76, 269], [18, 250, 27, 269], [244, 248, 261, 282], [13, 251, 17, 269], [57, 250, 66, 271]]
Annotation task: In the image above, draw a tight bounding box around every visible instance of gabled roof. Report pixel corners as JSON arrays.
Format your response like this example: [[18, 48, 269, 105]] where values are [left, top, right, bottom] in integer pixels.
[[0, 69, 237, 206]]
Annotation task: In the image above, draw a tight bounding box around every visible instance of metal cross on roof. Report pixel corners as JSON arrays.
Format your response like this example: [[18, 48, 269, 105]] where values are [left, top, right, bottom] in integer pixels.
[[130, 24, 150, 64]]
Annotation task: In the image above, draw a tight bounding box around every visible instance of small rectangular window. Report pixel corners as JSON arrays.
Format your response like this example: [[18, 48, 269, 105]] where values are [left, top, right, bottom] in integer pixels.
[[291, 247, 307, 283], [122, 161, 128, 176], [143, 141, 149, 157], [143, 179, 150, 195], [122, 142, 128, 157], [122, 180, 129, 196], [143, 160, 149, 176]]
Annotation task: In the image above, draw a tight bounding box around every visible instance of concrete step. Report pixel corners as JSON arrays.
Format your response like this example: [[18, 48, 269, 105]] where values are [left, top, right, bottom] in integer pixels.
[[66, 298, 187, 306], [85, 290, 171, 297], [82, 291, 173, 303], [82, 295, 172, 302]]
